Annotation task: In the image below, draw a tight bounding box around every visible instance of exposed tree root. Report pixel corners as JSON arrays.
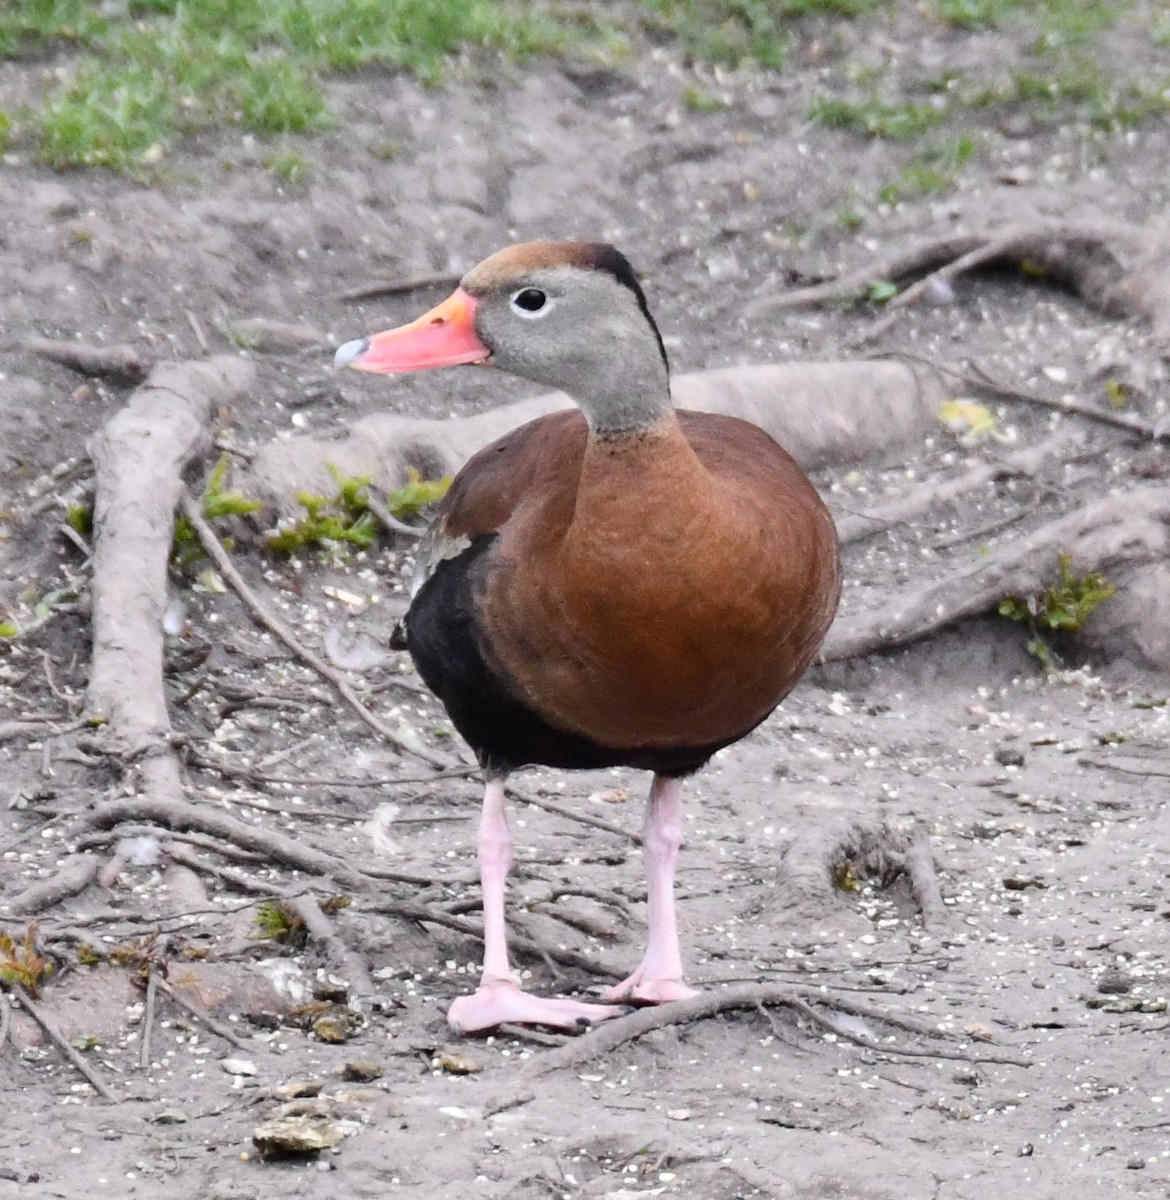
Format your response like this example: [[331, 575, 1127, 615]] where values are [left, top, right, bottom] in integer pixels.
[[178, 487, 450, 768], [26, 336, 150, 383], [10, 854, 102, 916], [363, 897, 626, 980], [823, 486, 1170, 662], [751, 219, 1170, 335], [835, 429, 1074, 545], [524, 982, 1031, 1075], [84, 795, 374, 891], [898, 353, 1170, 445], [86, 358, 255, 817], [9, 982, 116, 1098], [773, 809, 943, 929], [153, 971, 248, 1049], [286, 892, 374, 998], [246, 362, 946, 515], [507, 782, 638, 843]]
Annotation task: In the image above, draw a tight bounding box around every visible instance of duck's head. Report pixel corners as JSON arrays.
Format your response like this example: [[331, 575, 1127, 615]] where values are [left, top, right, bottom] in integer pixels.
[[336, 241, 671, 435]]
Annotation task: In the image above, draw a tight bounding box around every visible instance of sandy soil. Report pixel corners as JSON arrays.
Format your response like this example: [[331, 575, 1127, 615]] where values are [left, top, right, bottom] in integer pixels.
[[2, 13, 1170, 1200]]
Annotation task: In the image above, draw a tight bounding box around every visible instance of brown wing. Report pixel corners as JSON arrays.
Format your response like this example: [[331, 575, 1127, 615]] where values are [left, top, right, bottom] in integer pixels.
[[409, 409, 587, 597], [439, 409, 588, 540]]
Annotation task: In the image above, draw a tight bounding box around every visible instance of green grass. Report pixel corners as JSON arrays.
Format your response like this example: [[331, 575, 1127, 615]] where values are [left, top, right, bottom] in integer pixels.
[[933, 0, 1117, 43], [960, 61, 1170, 131], [267, 145, 312, 186], [810, 94, 948, 139], [0, 0, 588, 172], [2, 0, 1167, 176], [877, 132, 979, 202]]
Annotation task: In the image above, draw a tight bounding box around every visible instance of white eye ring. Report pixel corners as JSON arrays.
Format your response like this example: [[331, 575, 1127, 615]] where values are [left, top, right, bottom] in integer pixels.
[[510, 288, 554, 319]]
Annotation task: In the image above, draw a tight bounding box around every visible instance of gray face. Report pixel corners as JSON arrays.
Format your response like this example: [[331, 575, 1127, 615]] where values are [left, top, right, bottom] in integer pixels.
[[466, 265, 672, 433]]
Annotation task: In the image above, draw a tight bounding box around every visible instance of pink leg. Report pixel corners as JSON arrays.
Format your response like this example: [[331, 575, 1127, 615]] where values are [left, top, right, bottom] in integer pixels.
[[602, 774, 699, 1005], [446, 777, 630, 1034]]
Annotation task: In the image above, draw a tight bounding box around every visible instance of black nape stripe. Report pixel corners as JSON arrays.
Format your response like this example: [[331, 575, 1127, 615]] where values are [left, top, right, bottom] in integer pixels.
[[587, 243, 670, 376]]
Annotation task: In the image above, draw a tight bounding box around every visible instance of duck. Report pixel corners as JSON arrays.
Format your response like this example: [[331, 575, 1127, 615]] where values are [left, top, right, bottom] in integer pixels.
[[336, 241, 841, 1034]]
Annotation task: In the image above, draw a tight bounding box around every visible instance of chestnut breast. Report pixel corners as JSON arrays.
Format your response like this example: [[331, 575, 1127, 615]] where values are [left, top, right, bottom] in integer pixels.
[[440, 409, 840, 752]]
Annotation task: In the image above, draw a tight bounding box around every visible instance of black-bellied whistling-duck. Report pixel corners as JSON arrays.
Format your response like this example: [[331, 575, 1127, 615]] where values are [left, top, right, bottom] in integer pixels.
[[336, 241, 840, 1034]]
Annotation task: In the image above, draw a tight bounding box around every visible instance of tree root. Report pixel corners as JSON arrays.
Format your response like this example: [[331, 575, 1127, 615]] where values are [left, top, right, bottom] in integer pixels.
[[86, 358, 255, 812], [246, 362, 946, 515], [506, 782, 638, 843], [823, 486, 1170, 662], [153, 970, 248, 1049], [898, 353, 1170, 445], [835, 428, 1075, 546], [749, 219, 1170, 335], [178, 487, 450, 768], [9, 982, 116, 1098], [286, 892, 374, 998], [524, 982, 1031, 1076], [10, 854, 102, 916], [84, 795, 374, 891], [363, 897, 625, 980], [772, 808, 944, 929], [26, 336, 150, 383]]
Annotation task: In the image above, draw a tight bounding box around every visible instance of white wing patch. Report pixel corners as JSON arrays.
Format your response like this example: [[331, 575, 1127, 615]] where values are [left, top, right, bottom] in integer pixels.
[[411, 521, 473, 599]]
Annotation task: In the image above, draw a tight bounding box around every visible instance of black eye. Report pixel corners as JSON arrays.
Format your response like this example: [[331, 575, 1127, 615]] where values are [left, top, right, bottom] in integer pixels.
[[512, 288, 547, 313]]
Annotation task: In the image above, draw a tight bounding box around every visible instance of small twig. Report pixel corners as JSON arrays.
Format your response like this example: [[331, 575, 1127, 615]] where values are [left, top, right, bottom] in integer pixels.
[[185, 310, 209, 354], [10, 983, 116, 1098], [179, 488, 449, 768], [961, 359, 1169, 444], [365, 490, 424, 540], [338, 271, 461, 303], [154, 973, 248, 1049], [507, 782, 639, 844], [57, 521, 94, 560], [928, 507, 1031, 551], [783, 995, 1002, 1064], [742, 235, 985, 318], [140, 967, 160, 1070], [0, 988, 11, 1051], [364, 897, 623, 979], [1077, 755, 1170, 780]]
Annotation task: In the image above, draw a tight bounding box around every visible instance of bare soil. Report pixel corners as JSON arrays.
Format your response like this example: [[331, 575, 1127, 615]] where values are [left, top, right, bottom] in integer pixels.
[[2, 17, 1170, 1200]]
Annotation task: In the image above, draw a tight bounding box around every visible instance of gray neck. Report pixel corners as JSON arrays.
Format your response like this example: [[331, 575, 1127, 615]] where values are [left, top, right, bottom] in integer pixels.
[[571, 341, 672, 437]]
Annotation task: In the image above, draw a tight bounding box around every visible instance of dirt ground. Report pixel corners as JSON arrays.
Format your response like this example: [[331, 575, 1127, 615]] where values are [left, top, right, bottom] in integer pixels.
[[2, 13, 1170, 1200]]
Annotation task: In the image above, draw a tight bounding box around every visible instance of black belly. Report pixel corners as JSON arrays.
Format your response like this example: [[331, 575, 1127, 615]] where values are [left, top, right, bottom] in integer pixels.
[[403, 537, 748, 778]]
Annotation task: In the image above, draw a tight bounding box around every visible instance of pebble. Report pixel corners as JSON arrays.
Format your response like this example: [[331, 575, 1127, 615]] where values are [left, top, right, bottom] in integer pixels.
[[1096, 969, 1133, 995]]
